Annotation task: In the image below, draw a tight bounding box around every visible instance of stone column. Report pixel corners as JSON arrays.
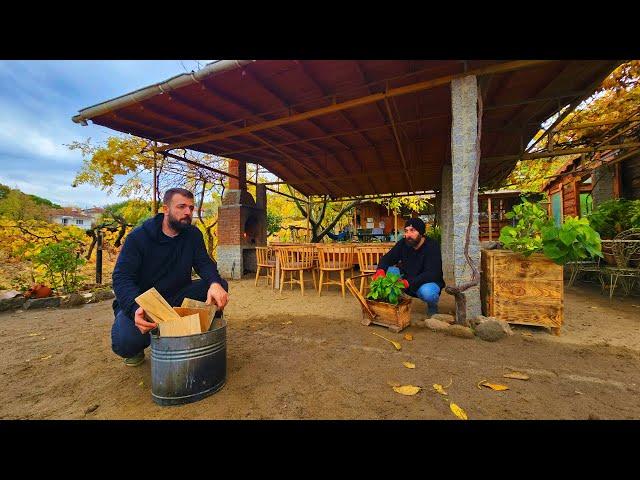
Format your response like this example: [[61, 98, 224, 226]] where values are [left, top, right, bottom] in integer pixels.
[[442, 75, 481, 320]]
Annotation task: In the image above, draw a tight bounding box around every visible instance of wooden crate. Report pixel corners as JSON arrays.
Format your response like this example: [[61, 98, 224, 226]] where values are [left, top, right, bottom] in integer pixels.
[[481, 249, 563, 335], [363, 296, 412, 333], [345, 275, 412, 333]]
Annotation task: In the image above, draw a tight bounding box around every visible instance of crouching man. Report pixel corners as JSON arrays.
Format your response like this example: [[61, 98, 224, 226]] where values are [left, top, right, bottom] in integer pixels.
[[111, 188, 229, 366], [376, 218, 444, 316]]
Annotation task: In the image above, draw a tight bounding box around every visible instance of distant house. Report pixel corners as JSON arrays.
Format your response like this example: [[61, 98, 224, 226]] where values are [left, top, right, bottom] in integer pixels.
[[49, 207, 94, 230], [82, 207, 105, 224], [542, 147, 640, 225]]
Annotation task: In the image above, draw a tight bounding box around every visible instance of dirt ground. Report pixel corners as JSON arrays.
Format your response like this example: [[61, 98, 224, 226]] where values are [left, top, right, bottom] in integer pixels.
[[1, 277, 639, 420]]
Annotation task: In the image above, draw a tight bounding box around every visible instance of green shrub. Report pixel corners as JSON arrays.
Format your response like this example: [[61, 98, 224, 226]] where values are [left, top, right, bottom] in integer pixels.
[[587, 199, 640, 239], [499, 199, 602, 265], [32, 240, 87, 293]]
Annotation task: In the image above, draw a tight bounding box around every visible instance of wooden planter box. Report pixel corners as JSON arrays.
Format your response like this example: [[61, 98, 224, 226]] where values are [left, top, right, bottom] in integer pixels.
[[346, 275, 412, 333], [361, 296, 412, 333], [481, 249, 564, 335]]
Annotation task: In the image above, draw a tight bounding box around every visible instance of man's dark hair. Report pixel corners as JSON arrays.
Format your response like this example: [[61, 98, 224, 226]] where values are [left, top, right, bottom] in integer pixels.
[[162, 188, 194, 205]]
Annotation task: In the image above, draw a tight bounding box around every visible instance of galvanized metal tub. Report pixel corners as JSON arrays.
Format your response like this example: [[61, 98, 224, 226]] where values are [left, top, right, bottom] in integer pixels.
[[150, 314, 226, 406]]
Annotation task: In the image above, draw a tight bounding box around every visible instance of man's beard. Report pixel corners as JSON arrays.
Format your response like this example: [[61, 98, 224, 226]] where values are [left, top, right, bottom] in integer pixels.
[[167, 213, 192, 232], [404, 236, 419, 247]]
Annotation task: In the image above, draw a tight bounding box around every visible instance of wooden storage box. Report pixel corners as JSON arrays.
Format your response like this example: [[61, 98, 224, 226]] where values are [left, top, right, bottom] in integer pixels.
[[481, 249, 563, 335]]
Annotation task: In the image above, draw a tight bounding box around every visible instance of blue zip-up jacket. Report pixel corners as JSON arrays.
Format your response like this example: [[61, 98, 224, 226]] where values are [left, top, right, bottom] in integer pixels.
[[112, 213, 224, 318]]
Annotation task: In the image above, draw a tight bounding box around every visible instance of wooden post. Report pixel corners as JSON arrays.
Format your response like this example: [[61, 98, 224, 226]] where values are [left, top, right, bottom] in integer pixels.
[[394, 210, 398, 241], [95, 230, 103, 285], [152, 141, 158, 215], [306, 197, 311, 243], [487, 196, 493, 241]]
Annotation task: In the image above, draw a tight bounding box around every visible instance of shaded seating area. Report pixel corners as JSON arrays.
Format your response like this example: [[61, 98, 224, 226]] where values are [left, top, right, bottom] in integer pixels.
[[567, 229, 640, 299]]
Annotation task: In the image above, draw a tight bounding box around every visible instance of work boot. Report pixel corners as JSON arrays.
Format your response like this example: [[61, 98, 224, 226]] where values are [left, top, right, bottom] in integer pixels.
[[123, 351, 145, 367]]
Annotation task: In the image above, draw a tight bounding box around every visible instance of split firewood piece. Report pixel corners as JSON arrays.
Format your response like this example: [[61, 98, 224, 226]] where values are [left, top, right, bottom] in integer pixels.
[[159, 313, 201, 337], [181, 297, 217, 329], [135, 288, 182, 323]]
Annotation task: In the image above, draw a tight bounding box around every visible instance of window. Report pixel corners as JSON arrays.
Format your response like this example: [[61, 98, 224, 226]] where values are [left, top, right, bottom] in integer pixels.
[[76, 219, 83, 225], [579, 193, 593, 218], [551, 192, 562, 226], [62, 218, 68, 225]]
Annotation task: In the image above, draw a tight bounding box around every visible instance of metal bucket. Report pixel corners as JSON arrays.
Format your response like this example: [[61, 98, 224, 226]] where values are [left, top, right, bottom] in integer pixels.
[[150, 313, 226, 406]]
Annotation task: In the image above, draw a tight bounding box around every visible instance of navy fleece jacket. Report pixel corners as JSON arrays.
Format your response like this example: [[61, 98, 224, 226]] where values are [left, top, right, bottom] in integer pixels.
[[112, 213, 224, 318], [377, 237, 445, 294]]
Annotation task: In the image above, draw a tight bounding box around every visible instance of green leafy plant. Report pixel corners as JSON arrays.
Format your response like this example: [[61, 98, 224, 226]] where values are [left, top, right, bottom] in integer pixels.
[[366, 271, 408, 305], [498, 199, 548, 256], [499, 199, 602, 265], [32, 240, 87, 293], [587, 199, 640, 239], [426, 224, 441, 244], [540, 216, 603, 265]]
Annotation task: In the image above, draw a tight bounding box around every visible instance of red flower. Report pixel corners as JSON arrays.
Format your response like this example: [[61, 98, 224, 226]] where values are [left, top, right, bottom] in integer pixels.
[[372, 268, 386, 280], [401, 279, 409, 288]]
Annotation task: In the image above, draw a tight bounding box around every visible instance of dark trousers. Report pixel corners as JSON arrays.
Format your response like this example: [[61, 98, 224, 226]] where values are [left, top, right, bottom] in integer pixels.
[[111, 279, 226, 359]]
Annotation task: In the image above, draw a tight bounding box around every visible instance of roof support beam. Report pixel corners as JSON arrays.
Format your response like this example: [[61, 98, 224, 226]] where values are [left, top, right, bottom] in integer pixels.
[[154, 60, 553, 153], [384, 97, 415, 192]]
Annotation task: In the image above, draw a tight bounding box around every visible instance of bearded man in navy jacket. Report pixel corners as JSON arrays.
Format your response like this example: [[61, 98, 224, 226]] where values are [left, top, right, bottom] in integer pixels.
[[110, 188, 229, 366]]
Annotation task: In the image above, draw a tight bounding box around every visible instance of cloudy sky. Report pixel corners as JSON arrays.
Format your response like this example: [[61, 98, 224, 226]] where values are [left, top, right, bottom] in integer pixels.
[[0, 60, 213, 208]]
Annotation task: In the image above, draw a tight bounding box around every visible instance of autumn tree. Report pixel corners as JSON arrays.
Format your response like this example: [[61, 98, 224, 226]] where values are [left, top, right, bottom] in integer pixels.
[[504, 60, 640, 191]]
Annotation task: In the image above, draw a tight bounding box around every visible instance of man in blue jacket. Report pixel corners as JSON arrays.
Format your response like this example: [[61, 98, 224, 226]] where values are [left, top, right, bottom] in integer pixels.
[[111, 188, 229, 366], [376, 218, 444, 316]]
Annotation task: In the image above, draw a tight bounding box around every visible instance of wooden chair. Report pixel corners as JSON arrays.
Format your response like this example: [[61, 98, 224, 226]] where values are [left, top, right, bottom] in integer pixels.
[[317, 245, 355, 297], [255, 247, 276, 287], [355, 245, 390, 294], [278, 246, 317, 295]]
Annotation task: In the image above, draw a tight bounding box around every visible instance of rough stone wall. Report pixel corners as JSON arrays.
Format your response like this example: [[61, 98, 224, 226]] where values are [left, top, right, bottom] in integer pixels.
[[592, 165, 615, 207]]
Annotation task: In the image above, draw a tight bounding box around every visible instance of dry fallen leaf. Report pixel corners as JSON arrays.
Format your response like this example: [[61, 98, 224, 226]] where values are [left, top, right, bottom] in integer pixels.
[[281, 321, 293, 325], [40, 355, 52, 360], [138, 381, 145, 387], [503, 372, 530, 381], [403, 362, 416, 369], [387, 380, 401, 387], [433, 384, 448, 395], [404, 334, 413, 341], [480, 381, 509, 391], [450, 403, 468, 420], [392, 385, 421, 396], [372, 331, 401, 350], [28, 332, 41, 337]]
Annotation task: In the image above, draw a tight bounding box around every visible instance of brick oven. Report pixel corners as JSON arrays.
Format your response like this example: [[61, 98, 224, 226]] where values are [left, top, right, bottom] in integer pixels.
[[216, 160, 267, 280]]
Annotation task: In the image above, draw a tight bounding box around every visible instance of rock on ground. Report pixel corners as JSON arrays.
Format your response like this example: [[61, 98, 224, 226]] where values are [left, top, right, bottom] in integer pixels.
[[475, 320, 508, 342], [445, 324, 475, 339], [424, 318, 450, 331]]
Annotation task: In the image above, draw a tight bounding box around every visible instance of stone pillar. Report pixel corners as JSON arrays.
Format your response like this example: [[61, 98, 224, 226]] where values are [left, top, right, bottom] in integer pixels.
[[439, 164, 454, 284], [443, 75, 481, 320]]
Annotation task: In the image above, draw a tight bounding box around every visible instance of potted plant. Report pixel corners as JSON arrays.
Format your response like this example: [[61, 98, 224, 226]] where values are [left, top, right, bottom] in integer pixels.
[[481, 199, 602, 335], [345, 270, 413, 332]]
